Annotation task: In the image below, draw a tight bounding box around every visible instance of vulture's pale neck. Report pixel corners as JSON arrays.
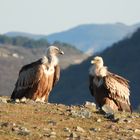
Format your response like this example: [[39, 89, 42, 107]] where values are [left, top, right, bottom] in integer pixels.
[[96, 62, 104, 69], [47, 54, 59, 66], [41, 56, 48, 64], [90, 62, 107, 77]]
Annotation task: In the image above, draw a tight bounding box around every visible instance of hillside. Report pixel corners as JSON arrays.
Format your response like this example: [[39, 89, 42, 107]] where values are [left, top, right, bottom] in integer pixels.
[[50, 28, 140, 110], [0, 97, 140, 140], [46, 23, 139, 53], [5, 32, 44, 40], [0, 43, 87, 97], [5, 23, 140, 53]]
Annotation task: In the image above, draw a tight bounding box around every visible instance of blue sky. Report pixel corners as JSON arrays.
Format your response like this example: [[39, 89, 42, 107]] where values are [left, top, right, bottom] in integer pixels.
[[0, 0, 140, 35]]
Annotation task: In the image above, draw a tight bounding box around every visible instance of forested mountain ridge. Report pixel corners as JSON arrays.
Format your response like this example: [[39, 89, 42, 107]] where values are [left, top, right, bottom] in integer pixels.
[[50, 28, 140, 110], [5, 23, 140, 53]]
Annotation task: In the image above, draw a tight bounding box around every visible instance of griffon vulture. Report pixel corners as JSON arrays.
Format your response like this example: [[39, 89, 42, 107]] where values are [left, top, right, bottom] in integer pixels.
[[11, 46, 64, 102], [89, 56, 132, 112]]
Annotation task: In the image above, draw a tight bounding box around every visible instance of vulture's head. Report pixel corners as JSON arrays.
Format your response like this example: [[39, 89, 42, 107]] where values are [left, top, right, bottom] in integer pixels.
[[90, 56, 107, 77], [91, 56, 104, 67], [47, 46, 64, 57]]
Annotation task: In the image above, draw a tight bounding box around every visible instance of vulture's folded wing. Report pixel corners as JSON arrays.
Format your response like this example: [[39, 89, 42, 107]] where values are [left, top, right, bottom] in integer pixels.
[[53, 65, 60, 87], [89, 75, 95, 96], [15, 64, 44, 91], [104, 73, 130, 105]]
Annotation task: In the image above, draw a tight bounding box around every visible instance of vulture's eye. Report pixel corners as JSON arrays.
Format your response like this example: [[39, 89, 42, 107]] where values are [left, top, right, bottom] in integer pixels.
[[55, 48, 59, 51]]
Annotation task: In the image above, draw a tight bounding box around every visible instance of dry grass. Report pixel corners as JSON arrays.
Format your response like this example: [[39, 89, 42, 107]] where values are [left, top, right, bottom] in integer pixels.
[[0, 97, 140, 140]]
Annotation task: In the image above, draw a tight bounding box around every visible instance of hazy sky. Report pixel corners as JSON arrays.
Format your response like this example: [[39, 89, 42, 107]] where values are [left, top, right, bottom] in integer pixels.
[[0, 0, 140, 35]]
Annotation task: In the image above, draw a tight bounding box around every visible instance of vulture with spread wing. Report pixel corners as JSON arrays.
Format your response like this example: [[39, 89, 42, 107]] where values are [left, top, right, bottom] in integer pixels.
[[89, 56, 132, 112], [11, 46, 64, 102]]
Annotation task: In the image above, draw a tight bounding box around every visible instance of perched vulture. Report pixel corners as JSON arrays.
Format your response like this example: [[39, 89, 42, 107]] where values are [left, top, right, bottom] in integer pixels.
[[11, 46, 64, 102], [89, 56, 132, 112]]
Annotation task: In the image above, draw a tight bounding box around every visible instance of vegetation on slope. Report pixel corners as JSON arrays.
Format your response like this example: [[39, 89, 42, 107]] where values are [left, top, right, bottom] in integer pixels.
[[0, 34, 81, 53]]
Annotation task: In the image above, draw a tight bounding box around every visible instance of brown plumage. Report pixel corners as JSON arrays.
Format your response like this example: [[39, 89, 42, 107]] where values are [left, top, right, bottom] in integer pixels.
[[11, 46, 64, 102], [89, 56, 132, 112]]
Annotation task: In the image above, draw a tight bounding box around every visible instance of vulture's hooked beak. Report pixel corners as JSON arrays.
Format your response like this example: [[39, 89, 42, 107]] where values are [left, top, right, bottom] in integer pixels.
[[59, 49, 64, 55], [91, 60, 95, 64]]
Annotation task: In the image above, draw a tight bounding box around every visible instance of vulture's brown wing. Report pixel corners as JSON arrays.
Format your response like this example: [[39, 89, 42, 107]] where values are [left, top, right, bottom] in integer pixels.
[[104, 72, 131, 106], [11, 62, 44, 99], [16, 65, 43, 89], [53, 65, 60, 87], [89, 75, 95, 96]]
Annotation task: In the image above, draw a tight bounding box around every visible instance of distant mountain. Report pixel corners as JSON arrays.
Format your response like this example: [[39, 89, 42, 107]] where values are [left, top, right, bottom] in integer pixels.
[[46, 23, 140, 53], [50, 28, 140, 110], [5, 23, 140, 54], [5, 31, 44, 40]]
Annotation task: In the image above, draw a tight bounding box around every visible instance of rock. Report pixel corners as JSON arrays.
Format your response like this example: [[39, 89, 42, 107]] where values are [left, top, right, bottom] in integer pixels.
[[12, 53, 19, 58], [102, 104, 114, 114], [70, 109, 92, 118], [127, 115, 138, 119], [12, 123, 16, 127], [134, 129, 140, 134], [69, 132, 78, 138], [57, 104, 66, 108], [12, 127, 20, 132], [0, 97, 7, 103], [106, 124, 118, 131], [126, 128, 134, 133], [0, 122, 16, 128], [50, 131, 56, 137], [132, 134, 140, 140], [85, 101, 96, 107], [96, 118, 102, 123], [0, 122, 9, 127], [118, 118, 132, 123], [50, 135, 56, 138], [43, 128, 50, 132], [126, 119, 132, 123], [84, 101, 96, 111], [64, 127, 71, 133], [104, 113, 116, 121], [19, 127, 30, 136], [47, 120, 57, 126], [44, 131, 56, 138], [12, 126, 30, 136], [75, 126, 85, 132], [90, 128, 101, 132]]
